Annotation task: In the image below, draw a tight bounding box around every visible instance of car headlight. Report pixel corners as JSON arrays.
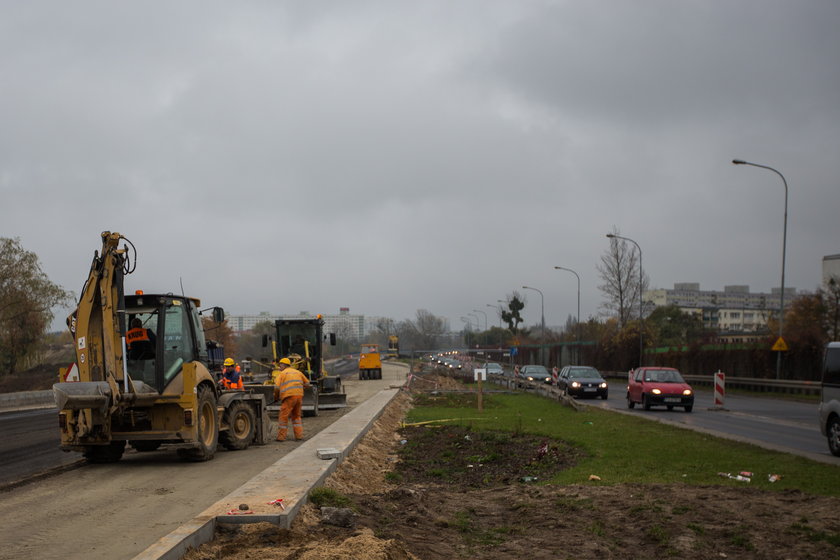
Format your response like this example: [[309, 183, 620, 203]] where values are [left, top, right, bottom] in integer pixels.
[[527, 376, 534, 381], [683, 389, 693, 396], [571, 381, 581, 388], [651, 388, 662, 395], [599, 382, 607, 389]]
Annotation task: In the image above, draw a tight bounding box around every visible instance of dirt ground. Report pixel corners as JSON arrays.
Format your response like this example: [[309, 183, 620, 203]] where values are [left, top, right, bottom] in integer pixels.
[[185, 373, 840, 560]]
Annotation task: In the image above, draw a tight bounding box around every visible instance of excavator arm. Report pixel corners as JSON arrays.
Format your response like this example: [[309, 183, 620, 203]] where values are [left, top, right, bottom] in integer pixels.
[[54, 231, 134, 438]]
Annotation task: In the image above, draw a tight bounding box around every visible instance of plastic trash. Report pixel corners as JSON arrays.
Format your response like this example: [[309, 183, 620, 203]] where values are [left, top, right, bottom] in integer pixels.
[[519, 476, 538, 483], [768, 474, 782, 483], [588, 474, 601, 481]]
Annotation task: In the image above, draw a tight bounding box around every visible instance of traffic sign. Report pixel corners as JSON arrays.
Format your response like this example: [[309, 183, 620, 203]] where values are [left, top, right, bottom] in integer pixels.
[[771, 337, 789, 352]]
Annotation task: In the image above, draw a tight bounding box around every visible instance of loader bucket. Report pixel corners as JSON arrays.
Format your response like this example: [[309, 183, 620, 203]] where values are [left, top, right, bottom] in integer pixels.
[[53, 381, 113, 412]]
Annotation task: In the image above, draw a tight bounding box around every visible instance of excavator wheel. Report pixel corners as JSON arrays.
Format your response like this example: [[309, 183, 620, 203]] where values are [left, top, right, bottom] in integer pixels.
[[220, 401, 256, 451], [178, 385, 219, 461], [83, 440, 126, 463]]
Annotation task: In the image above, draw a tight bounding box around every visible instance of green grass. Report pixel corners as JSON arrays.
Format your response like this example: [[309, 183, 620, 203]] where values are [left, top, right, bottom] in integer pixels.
[[405, 392, 840, 496], [308, 487, 353, 508]]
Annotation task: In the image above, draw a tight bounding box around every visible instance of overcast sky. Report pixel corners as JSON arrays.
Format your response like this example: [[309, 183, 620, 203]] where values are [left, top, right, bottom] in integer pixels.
[[2, 1, 839, 334]]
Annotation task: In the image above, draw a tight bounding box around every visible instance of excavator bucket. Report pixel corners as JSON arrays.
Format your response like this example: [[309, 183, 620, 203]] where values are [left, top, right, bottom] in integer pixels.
[[53, 381, 113, 412]]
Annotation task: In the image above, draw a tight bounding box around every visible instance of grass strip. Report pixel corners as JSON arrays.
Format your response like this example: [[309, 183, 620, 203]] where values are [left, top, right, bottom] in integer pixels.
[[405, 391, 840, 496]]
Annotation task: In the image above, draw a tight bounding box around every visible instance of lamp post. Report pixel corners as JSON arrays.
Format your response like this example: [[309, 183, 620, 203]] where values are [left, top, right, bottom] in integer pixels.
[[521, 286, 545, 338], [468, 313, 480, 347], [522, 285, 546, 365], [460, 317, 473, 348], [606, 233, 644, 368], [487, 303, 503, 329], [554, 266, 581, 364], [732, 158, 788, 380], [472, 309, 488, 331]]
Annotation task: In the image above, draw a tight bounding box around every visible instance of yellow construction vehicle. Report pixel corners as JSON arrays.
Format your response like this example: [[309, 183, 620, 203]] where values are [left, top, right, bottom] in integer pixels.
[[53, 232, 271, 463], [358, 343, 382, 380], [387, 335, 399, 359], [260, 316, 347, 416]]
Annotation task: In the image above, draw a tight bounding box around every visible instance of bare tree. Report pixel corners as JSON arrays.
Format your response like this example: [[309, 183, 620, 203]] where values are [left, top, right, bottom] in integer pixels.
[[597, 227, 648, 326], [413, 309, 448, 349], [501, 291, 526, 334]]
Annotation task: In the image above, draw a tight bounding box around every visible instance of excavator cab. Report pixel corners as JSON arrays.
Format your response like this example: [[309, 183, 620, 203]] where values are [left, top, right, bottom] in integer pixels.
[[124, 293, 211, 394]]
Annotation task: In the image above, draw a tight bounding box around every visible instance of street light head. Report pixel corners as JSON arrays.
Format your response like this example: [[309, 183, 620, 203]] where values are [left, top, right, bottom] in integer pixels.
[[732, 159, 747, 165]]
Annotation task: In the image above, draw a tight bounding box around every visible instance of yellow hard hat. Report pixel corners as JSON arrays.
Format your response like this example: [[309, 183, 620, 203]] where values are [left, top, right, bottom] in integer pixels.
[[278, 357, 292, 366], [224, 358, 235, 367]]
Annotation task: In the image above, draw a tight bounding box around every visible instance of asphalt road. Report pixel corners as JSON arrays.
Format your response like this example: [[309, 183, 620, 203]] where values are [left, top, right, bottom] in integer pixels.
[[0, 407, 83, 487], [585, 384, 840, 465], [0, 362, 407, 560]]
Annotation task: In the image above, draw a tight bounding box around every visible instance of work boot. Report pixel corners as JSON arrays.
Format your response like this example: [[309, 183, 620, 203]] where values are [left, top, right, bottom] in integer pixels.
[[276, 434, 286, 442]]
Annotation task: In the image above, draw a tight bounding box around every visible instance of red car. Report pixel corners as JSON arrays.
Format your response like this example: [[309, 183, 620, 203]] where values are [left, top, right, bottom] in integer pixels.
[[626, 367, 694, 412]]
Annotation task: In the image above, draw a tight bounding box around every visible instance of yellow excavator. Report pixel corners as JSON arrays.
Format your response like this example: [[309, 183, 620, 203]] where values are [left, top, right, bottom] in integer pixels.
[[53, 231, 271, 463]]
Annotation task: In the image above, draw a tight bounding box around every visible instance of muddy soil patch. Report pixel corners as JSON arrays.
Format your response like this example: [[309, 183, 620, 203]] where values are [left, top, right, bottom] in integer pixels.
[[395, 424, 584, 487], [185, 386, 840, 560]]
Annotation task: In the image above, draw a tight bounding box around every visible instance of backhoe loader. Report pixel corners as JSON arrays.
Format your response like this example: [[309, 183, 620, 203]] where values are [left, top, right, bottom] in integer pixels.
[[53, 231, 271, 463]]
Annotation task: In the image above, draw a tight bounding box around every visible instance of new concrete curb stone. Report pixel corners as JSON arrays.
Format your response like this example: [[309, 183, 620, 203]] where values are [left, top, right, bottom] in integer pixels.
[[132, 387, 402, 560]]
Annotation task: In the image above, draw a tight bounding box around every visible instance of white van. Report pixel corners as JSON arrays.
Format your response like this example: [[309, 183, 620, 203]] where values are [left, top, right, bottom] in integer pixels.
[[818, 342, 840, 456]]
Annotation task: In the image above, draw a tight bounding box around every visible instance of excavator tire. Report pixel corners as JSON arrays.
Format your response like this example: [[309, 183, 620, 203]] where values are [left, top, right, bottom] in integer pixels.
[[83, 440, 126, 463], [130, 440, 162, 452], [178, 385, 219, 461], [220, 401, 256, 451]]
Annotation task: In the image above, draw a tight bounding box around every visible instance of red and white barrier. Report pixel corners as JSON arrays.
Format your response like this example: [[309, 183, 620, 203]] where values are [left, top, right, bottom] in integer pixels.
[[714, 370, 725, 408]]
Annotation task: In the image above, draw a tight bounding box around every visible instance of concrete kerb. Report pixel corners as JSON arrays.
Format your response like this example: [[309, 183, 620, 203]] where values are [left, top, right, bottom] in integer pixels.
[[133, 386, 402, 560]]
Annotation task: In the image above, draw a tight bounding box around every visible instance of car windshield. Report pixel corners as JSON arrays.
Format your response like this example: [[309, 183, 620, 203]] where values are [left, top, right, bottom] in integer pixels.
[[526, 366, 548, 375], [486, 363, 502, 371], [568, 368, 599, 379], [645, 369, 685, 383]]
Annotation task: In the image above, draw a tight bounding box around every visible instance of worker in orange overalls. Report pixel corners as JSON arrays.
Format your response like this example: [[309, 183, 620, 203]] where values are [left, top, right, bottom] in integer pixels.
[[220, 357, 244, 390], [273, 357, 311, 441]]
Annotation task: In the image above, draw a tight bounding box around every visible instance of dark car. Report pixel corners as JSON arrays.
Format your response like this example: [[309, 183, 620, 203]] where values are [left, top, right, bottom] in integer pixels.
[[627, 366, 694, 412], [558, 366, 608, 399], [520, 365, 552, 383]]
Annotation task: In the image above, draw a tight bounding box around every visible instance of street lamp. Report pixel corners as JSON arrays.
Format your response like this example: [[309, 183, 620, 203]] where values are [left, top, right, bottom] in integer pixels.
[[487, 303, 503, 329], [554, 266, 581, 364], [472, 309, 488, 331], [521, 286, 545, 338], [732, 158, 789, 380], [460, 317, 473, 348], [606, 233, 644, 368]]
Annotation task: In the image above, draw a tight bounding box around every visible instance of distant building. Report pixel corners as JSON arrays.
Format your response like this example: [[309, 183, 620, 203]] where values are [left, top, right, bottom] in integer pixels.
[[645, 283, 796, 333], [823, 254, 840, 285]]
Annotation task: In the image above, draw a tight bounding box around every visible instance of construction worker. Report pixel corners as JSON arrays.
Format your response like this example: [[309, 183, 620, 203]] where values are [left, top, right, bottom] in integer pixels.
[[220, 357, 244, 390], [273, 357, 311, 441], [126, 317, 155, 359]]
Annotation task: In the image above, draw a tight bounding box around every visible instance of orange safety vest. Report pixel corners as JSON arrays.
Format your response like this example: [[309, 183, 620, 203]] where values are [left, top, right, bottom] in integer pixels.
[[126, 327, 151, 347], [274, 367, 309, 399]]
